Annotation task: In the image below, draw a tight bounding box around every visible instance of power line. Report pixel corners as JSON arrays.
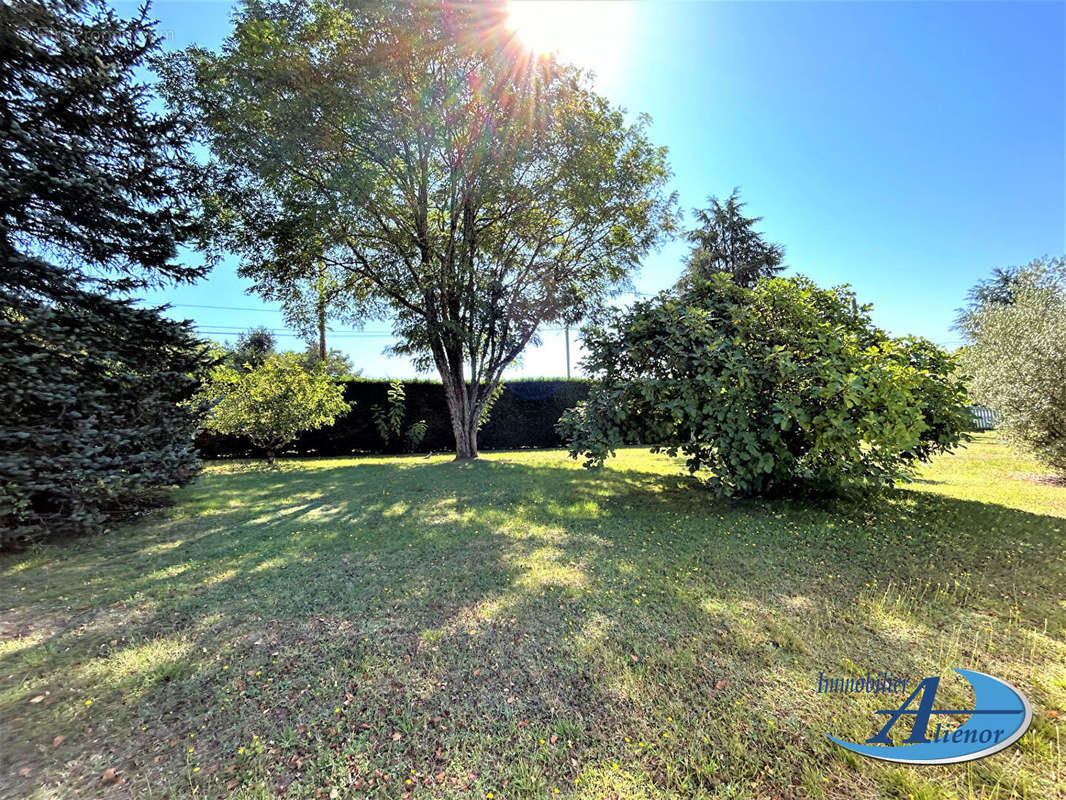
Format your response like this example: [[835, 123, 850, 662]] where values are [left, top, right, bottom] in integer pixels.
[[168, 303, 286, 312]]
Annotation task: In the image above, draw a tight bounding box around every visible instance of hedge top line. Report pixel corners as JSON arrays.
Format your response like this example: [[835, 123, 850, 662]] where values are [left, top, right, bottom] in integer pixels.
[[338, 376, 592, 385]]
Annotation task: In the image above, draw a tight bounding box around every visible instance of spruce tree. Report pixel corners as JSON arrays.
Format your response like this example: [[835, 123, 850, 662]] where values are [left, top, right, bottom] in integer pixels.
[[1, 0, 209, 544]]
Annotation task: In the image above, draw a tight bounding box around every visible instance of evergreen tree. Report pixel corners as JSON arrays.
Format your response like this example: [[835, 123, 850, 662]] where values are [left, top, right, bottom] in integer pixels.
[[954, 264, 1023, 337], [230, 326, 277, 370], [679, 189, 785, 289], [1, 0, 208, 544]]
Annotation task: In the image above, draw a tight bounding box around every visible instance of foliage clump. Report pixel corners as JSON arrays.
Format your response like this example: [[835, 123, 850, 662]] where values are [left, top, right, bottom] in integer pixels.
[[201, 353, 350, 464], [1, 264, 212, 545], [958, 256, 1066, 473], [370, 381, 428, 452], [560, 274, 970, 497]]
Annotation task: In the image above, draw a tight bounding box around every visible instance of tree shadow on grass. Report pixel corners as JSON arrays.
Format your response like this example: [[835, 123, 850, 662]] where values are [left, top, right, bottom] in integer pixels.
[[0, 454, 1064, 799]]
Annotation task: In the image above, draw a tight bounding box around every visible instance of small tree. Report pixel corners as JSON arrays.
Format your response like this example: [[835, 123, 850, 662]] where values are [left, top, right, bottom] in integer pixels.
[[959, 256, 1066, 473], [298, 344, 358, 380], [678, 189, 785, 289], [202, 353, 350, 464], [369, 380, 428, 453], [561, 274, 970, 497]]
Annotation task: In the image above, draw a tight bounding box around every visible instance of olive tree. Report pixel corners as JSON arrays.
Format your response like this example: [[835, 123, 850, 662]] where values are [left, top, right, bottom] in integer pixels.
[[159, 0, 678, 460], [959, 256, 1066, 473]]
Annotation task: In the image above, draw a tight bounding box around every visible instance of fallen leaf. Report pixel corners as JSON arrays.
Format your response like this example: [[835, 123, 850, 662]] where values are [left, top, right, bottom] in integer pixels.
[[52, 735, 65, 747], [17, 767, 31, 778], [29, 695, 44, 704]]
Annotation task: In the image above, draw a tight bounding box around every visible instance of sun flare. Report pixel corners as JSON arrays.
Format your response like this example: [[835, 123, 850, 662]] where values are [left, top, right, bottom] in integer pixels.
[[504, 0, 634, 87]]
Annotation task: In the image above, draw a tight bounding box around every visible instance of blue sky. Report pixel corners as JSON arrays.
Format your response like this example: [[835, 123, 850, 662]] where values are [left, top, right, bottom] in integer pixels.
[[131, 0, 1066, 378]]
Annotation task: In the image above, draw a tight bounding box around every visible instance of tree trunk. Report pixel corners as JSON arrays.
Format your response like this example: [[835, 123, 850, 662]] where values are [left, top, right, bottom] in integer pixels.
[[453, 417, 478, 460], [318, 311, 326, 362], [442, 378, 479, 460], [450, 403, 479, 460], [317, 264, 327, 362]]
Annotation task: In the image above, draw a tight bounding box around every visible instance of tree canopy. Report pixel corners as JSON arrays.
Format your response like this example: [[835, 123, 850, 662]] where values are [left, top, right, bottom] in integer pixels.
[[677, 189, 785, 289], [160, 0, 679, 459], [1, 0, 204, 291], [561, 274, 970, 497], [959, 256, 1066, 473]]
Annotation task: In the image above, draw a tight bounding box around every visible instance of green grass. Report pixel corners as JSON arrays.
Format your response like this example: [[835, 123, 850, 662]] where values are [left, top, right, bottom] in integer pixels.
[[1, 434, 1064, 799]]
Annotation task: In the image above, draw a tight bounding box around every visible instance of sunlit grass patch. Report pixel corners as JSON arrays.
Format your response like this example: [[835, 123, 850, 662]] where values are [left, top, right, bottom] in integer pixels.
[[0, 435, 1063, 799]]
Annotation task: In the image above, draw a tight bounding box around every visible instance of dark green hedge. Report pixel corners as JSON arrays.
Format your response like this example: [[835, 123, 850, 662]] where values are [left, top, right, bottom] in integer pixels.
[[196, 378, 592, 458]]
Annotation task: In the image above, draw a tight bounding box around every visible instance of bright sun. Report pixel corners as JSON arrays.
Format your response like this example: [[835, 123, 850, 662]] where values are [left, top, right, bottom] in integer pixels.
[[504, 1, 634, 88]]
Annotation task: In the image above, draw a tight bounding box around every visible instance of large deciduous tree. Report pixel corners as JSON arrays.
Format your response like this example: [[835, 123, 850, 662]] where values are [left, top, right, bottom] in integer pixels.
[[159, 0, 679, 459], [0, 0, 209, 544]]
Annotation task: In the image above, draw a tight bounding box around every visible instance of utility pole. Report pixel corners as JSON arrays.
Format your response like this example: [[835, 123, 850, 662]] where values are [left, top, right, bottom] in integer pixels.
[[317, 261, 327, 362], [564, 325, 570, 379]]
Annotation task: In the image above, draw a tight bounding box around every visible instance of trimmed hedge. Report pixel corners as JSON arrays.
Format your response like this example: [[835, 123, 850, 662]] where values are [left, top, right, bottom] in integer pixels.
[[196, 378, 592, 458]]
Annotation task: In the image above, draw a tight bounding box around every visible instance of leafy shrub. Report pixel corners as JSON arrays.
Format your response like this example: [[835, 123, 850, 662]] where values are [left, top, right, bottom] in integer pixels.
[[370, 380, 428, 452], [959, 256, 1066, 472], [201, 353, 350, 464], [405, 420, 428, 451], [560, 275, 970, 497], [0, 260, 212, 546]]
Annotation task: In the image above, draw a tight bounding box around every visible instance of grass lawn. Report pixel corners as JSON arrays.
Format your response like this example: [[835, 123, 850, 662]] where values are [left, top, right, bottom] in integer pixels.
[[2, 434, 1064, 800]]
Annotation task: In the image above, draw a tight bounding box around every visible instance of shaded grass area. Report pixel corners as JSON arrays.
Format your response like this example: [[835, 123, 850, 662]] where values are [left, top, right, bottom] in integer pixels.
[[1, 434, 1064, 799]]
